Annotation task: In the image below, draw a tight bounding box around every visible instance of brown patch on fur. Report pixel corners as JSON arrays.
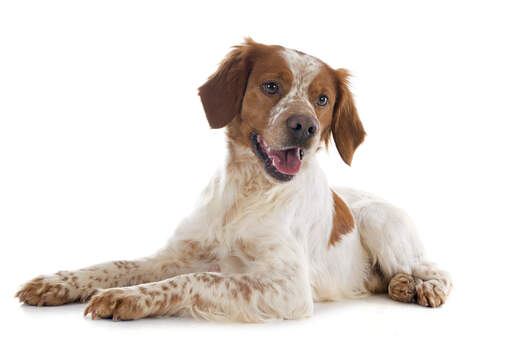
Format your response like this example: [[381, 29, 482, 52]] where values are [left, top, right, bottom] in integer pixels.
[[234, 279, 252, 302], [227, 43, 293, 150], [209, 274, 223, 286], [198, 39, 253, 129], [113, 261, 124, 269], [169, 293, 181, 305], [329, 190, 355, 247], [327, 68, 366, 165], [307, 68, 339, 147]]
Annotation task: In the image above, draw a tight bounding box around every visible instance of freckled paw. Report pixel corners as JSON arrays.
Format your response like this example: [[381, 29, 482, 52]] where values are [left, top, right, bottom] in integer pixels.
[[16, 276, 79, 306], [415, 279, 449, 308], [388, 273, 417, 303], [388, 274, 449, 308], [84, 289, 148, 321]]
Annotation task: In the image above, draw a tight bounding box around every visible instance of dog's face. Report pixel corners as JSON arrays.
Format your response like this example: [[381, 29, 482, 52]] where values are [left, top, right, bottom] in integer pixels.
[[199, 39, 365, 182]]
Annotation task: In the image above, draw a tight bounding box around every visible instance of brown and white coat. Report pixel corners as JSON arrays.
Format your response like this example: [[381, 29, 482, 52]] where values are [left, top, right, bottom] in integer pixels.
[[16, 39, 452, 322]]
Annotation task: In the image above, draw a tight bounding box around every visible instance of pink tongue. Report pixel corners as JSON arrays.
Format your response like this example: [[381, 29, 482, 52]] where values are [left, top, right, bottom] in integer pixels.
[[269, 148, 301, 175]]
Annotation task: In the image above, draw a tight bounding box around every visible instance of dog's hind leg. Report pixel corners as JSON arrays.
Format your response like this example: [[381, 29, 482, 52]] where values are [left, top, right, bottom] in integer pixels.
[[336, 188, 452, 307]]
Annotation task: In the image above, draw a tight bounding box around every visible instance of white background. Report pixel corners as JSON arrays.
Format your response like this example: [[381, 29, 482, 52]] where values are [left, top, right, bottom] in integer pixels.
[[1, 0, 511, 346]]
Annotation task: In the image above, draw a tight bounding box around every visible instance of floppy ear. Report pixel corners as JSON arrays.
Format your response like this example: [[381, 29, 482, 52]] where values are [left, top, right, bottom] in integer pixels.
[[330, 68, 366, 165], [198, 44, 252, 129]]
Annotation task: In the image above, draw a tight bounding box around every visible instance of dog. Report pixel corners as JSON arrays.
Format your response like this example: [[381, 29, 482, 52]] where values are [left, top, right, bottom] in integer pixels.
[[16, 38, 452, 322]]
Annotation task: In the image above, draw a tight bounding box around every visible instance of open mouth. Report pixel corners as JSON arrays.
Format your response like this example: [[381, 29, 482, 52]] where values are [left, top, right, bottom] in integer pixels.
[[251, 132, 304, 182]]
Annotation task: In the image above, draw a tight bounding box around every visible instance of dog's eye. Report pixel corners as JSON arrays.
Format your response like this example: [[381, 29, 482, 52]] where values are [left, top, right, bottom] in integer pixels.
[[261, 81, 280, 95], [316, 95, 329, 107]]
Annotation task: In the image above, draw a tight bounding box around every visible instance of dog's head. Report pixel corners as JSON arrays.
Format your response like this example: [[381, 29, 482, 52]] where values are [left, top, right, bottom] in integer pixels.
[[199, 38, 365, 182]]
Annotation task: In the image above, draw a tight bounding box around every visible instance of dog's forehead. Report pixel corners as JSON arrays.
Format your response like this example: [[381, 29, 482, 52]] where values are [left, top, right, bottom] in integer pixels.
[[279, 47, 323, 82]]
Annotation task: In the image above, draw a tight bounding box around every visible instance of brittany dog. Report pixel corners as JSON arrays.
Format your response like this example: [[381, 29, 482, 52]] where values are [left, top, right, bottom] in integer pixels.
[[16, 39, 452, 322]]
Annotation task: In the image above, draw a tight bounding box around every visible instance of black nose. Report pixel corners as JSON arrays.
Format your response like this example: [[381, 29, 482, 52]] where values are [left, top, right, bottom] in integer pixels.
[[286, 114, 319, 143]]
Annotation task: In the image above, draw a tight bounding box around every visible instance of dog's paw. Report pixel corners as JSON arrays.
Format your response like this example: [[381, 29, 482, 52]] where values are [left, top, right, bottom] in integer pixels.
[[415, 279, 449, 308], [388, 274, 450, 308], [84, 288, 149, 321], [388, 273, 416, 303], [16, 275, 83, 306]]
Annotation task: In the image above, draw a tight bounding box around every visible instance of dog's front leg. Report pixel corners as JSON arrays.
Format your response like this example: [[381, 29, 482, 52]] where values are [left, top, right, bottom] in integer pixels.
[[16, 241, 200, 306], [84, 239, 314, 322], [84, 268, 313, 322]]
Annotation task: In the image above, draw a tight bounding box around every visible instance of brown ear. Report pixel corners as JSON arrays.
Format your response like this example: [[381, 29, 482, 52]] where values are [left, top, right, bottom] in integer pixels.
[[331, 68, 366, 165], [198, 43, 252, 129]]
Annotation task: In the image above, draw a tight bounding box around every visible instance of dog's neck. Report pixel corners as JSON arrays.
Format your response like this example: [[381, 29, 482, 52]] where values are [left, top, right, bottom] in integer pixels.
[[201, 133, 329, 232], [225, 139, 276, 193]]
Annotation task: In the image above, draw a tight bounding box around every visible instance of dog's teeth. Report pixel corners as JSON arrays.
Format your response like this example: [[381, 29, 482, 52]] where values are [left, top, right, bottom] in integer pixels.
[[272, 158, 276, 167]]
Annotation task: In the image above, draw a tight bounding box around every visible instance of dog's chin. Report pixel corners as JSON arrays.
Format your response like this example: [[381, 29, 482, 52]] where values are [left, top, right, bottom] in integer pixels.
[[250, 132, 304, 182]]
